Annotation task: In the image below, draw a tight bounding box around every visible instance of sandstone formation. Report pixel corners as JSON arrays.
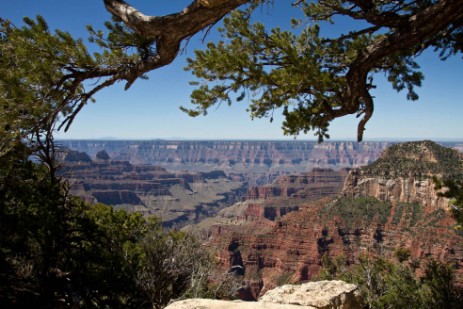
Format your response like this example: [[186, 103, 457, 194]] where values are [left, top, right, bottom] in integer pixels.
[[166, 280, 362, 309], [342, 174, 449, 209], [247, 168, 350, 200], [58, 140, 393, 175], [197, 141, 463, 299], [259, 281, 362, 309], [343, 140, 463, 209], [59, 156, 246, 227]]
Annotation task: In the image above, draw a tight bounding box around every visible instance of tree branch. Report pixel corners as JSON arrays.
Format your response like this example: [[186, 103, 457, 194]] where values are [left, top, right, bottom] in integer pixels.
[[345, 0, 463, 141], [99, 0, 252, 87]]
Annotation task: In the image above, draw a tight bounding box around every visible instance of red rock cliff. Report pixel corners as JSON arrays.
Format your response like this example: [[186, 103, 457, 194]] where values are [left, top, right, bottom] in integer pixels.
[[201, 142, 463, 300]]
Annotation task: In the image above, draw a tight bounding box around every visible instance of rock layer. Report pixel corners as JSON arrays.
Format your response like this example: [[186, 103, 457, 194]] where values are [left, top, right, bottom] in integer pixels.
[[198, 141, 463, 299], [59, 158, 245, 227], [342, 174, 449, 209], [59, 140, 392, 174]]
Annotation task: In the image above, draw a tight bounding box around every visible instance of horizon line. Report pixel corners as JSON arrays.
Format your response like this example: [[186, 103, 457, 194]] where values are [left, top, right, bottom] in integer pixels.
[[56, 138, 463, 142]]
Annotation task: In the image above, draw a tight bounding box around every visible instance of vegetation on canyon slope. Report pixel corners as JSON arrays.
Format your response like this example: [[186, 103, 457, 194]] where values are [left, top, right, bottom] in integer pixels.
[[361, 140, 463, 179], [359, 140, 463, 227], [435, 177, 463, 229], [319, 252, 463, 308]]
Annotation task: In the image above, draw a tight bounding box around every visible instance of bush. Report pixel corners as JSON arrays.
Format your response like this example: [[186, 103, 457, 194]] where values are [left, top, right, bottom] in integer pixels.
[[318, 254, 463, 309], [0, 142, 212, 308]]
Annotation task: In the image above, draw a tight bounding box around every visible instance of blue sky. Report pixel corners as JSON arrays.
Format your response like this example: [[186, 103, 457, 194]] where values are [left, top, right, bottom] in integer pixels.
[[2, 0, 463, 141]]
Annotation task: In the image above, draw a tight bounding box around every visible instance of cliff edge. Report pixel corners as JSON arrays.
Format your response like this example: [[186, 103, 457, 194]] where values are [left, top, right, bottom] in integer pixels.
[[343, 140, 463, 209]]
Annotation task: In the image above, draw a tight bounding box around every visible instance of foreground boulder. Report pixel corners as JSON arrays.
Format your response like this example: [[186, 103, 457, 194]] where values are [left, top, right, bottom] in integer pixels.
[[166, 280, 362, 309], [259, 281, 362, 309]]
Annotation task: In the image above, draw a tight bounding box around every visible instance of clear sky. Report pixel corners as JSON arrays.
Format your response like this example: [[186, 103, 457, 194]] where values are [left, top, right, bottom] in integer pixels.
[[2, 0, 463, 141]]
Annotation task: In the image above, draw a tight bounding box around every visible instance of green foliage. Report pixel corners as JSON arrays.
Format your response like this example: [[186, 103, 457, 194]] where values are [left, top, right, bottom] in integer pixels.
[[392, 202, 423, 226], [1, 1, 462, 144], [407, 203, 423, 226], [319, 254, 463, 309], [392, 202, 405, 225], [0, 16, 215, 305], [362, 141, 463, 179], [0, 140, 213, 308], [425, 208, 447, 227], [320, 197, 391, 229], [0, 16, 82, 154], [394, 247, 411, 263], [317, 253, 347, 281], [184, 8, 353, 141], [86, 17, 156, 69], [183, 1, 461, 141], [0, 15, 156, 154], [341, 255, 422, 308], [420, 260, 463, 308], [434, 177, 463, 229]]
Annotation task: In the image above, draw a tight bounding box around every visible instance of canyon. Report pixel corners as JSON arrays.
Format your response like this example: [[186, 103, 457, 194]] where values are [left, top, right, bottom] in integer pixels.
[[60, 150, 246, 227], [59, 140, 393, 176], [60, 140, 463, 301], [192, 141, 463, 300], [59, 140, 395, 226]]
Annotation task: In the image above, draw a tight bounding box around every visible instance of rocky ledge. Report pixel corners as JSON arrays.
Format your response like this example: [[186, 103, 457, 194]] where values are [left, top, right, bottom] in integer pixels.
[[166, 280, 362, 309]]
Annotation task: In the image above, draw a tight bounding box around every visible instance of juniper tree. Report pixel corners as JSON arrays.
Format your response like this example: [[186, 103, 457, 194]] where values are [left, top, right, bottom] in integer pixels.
[[183, 0, 463, 141], [3, 1, 463, 141], [0, 12, 214, 308]]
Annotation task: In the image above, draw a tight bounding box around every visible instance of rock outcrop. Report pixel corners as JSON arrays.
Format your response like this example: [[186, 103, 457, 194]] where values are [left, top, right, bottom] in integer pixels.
[[342, 140, 463, 209], [197, 141, 463, 299], [259, 281, 362, 309], [166, 280, 362, 309], [343, 175, 450, 209], [166, 299, 309, 308], [247, 169, 350, 200]]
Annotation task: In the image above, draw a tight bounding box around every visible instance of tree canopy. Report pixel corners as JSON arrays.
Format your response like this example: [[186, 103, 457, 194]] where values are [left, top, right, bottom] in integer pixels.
[[2, 0, 462, 142], [183, 0, 463, 141]]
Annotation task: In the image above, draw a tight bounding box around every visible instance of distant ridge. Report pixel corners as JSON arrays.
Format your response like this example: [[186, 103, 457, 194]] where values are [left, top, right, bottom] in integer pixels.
[[361, 140, 463, 179], [57, 140, 394, 172]]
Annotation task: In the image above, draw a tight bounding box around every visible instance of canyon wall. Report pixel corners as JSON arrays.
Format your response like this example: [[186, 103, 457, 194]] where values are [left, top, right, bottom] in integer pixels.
[[59, 140, 392, 174], [60, 156, 246, 227], [342, 173, 449, 209], [197, 141, 463, 300]]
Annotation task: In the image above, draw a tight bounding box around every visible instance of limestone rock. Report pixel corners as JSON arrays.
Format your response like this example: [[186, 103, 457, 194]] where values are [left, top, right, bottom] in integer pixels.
[[259, 281, 362, 309], [59, 140, 391, 170], [165, 280, 362, 309], [165, 299, 316, 308], [342, 173, 450, 209]]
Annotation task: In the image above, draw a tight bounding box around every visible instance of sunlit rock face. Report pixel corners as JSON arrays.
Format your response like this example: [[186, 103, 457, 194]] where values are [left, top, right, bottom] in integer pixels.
[[198, 141, 463, 300], [59, 157, 246, 227], [343, 140, 463, 208], [59, 140, 392, 171], [165, 280, 363, 309]]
